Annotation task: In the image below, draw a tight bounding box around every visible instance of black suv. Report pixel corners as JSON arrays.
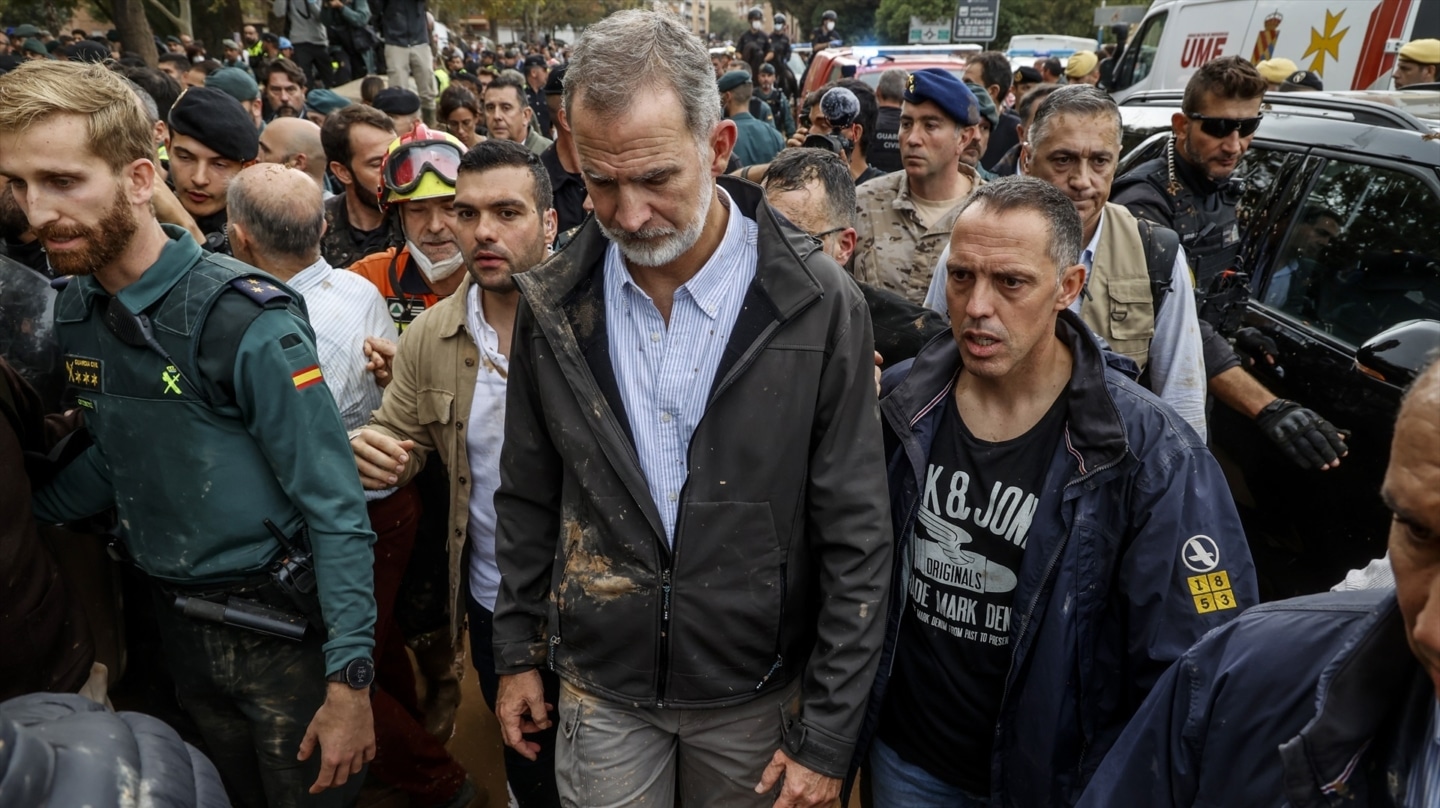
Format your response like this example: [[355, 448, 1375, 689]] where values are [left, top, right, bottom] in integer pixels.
[[1119, 90, 1440, 598]]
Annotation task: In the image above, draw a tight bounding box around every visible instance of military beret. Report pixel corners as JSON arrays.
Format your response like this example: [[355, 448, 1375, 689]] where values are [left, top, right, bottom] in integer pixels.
[[964, 81, 999, 128], [168, 86, 259, 162], [1398, 38, 1440, 65], [306, 88, 350, 115], [1013, 65, 1042, 85], [373, 86, 421, 115], [67, 40, 110, 63], [221, 38, 241, 50], [1064, 50, 1098, 78], [165, 35, 182, 45], [22, 39, 49, 57], [1280, 69, 1323, 92], [759, 62, 775, 74], [261, 31, 280, 44], [543, 64, 567, 95], [903, 67, 979, 127], [717, 69, 751, 93], [1255, 57, 1298, 84], [13, 24, 39, 38], [206, 66, 259, 102]]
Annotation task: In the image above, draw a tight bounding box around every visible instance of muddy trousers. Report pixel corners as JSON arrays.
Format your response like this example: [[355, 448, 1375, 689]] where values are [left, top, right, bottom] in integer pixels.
[[466, 589, 561, 808], [553, 677, 802, 808], [367, 484, 470, 805], [151, 584, 365, 808]]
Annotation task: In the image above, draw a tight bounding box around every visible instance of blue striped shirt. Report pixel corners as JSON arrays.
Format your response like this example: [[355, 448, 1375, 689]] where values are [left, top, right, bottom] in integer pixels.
[[1406, 697, 1440, 807], [605, 190, 758, 543]]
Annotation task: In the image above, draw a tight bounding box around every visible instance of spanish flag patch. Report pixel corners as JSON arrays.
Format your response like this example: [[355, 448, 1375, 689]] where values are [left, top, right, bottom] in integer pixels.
[[292, 365, 324, 391]]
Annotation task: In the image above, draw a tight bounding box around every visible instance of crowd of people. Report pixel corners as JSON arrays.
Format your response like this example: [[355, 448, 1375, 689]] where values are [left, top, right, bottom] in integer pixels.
[[2, 6, 1439, 808]]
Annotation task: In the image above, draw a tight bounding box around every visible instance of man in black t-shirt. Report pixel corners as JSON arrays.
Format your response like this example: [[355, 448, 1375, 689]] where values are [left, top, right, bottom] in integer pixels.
[[850, 177, 1255, 806]]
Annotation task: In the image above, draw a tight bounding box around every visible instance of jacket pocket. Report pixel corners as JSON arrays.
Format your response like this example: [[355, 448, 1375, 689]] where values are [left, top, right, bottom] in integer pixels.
[[667, 501, 784, 701], [1106, 278, 1156, 342], [417, 389, 454, 425]]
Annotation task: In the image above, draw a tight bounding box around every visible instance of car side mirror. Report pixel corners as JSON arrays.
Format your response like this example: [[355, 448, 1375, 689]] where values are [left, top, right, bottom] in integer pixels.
[[1355, 319, 1440, 386]]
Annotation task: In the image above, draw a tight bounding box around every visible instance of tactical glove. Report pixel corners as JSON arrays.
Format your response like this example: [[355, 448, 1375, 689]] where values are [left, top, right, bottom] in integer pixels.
[[1256, 398, 1348, 470]]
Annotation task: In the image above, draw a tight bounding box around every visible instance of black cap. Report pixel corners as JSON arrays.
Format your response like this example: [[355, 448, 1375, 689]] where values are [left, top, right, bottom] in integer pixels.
[[373, 86, 421, 115], [543, 64, 567, 95], [1013, 65, 1042, 85], [165, 35, 181, 45], [1280, 69, 1323, 91], [66, 40, 110, 63], [822, 10, 837, 20], [168, 86, 259, 162], [759, 62, 775, 75], [523, 54, 548, 71], [261, 31, 280, 44]]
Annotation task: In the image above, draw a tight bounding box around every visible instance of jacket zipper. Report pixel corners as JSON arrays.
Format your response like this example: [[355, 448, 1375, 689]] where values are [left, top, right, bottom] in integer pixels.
[[995, 430, 1124, 762], [757, 562, 787, 690], [654, 310, 801, 707]]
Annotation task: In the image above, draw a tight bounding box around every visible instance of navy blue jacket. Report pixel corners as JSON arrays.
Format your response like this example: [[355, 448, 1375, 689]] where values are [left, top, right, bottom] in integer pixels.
[[850, 310, 1257, 806], [1078, 589, 1429, 807]]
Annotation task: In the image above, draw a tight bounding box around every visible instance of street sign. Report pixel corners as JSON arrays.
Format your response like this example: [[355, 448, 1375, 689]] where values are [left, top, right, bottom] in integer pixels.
[[909, 17, 953, 44], [952, 0, 1000, 43], [1092, 5, 1148, 26]]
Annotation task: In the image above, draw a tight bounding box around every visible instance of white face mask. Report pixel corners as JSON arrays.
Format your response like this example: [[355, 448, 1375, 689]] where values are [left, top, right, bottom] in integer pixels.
[[825, 20, 835, 31], [406, 237, 465, 283], [774, 23, 784, 32], [752, 20, 763, 30]]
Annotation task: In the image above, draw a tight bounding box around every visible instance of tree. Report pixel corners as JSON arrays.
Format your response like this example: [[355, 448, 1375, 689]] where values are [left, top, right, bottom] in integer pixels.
[[1, 0, 83, 35], [708, 7, 745, 42], [874, 0, 953, 44], [873, 0, 1105, 47]]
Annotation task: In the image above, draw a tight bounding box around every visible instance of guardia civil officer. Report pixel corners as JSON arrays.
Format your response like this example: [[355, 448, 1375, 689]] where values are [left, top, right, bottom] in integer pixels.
[[0, 60, 378, 808]]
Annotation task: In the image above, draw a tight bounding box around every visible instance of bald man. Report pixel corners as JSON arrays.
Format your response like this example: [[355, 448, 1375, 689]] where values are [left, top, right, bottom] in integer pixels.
[[257, 117, 329, 191], [225, 164, 476, 805]]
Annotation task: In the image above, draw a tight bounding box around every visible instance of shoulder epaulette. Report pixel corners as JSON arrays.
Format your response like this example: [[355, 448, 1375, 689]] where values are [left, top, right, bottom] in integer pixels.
[[228, 275, 292, 306], [49, 275, 71, 290]]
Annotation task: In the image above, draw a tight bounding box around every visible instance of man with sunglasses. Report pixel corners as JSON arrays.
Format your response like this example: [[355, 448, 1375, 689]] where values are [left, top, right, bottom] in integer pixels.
[[1112, 57, 1349, 472]]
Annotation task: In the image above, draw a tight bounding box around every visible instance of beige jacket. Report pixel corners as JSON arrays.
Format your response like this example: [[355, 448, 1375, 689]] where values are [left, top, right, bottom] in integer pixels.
[[852, 165, 980, 304], [364, 275, 480, 642]]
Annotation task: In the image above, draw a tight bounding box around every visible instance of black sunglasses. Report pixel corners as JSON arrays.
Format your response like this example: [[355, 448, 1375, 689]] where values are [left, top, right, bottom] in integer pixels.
[[1187, 112, 1263, 138]]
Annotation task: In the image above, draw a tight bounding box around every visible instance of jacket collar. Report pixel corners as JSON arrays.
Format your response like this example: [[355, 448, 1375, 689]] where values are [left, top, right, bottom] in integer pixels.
[[70, 224, 200, 313], [1280, 593, 1428, 804], [881, 308, 1128, 483], [430, 273, 474, 339]]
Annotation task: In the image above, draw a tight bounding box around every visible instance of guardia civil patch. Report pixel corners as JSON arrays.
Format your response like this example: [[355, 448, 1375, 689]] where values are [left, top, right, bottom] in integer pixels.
[[64, 355, 102, 391]]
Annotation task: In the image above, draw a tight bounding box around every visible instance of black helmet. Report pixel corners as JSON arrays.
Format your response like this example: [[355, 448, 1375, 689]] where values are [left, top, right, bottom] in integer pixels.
[[747, 6, 763, 21], [774, 12, 787, 24], [821, 10, 837, 21]]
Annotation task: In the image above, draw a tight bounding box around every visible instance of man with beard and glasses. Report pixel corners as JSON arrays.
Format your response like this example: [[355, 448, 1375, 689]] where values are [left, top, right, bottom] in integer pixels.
[[351, 138, 562, 808], [321, 104, 398, 269], [227, 162, 480, 808], [1112, 57, 1348, 472], [491, 11, 891, 808], [166, 87, 259, 254], [1, 60, 377, 808]]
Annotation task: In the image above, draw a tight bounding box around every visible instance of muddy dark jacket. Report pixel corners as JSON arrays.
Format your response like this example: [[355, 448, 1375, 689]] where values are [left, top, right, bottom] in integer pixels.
[[492, 176, 893, 778], [1079, 589, 1426, 807], [852, 312, 1257, 806]]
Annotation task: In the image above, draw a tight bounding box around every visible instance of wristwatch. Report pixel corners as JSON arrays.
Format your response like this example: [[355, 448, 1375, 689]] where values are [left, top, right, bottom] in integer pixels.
[[327, 657, 376, 690]]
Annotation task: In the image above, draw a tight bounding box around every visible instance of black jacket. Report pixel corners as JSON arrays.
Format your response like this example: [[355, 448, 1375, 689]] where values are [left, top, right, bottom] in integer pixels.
[[492, 176, 893, 778], [373, 0, 428, 47], [0, 693, 230, 807]]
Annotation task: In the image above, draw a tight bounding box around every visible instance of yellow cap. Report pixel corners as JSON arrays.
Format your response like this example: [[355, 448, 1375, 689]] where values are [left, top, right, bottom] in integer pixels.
[[1398, 38, 1440, 65], [1255, 57, 1298, 84], [1065, 50, 1098, 78]]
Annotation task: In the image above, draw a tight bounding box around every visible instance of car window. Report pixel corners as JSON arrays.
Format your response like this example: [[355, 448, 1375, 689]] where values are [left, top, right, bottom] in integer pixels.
[[1233, 146, 1292, 234], [1120, 12, 1165, 87], [1257, 160, 1440, 346]]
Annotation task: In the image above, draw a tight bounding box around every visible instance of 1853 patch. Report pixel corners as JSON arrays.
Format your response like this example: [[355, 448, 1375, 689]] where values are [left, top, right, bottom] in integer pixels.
[[64, 355, 102, 391]]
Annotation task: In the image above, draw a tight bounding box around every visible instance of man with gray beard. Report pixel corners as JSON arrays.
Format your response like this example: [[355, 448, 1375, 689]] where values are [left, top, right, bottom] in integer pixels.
[[490, 10, 893, 808]]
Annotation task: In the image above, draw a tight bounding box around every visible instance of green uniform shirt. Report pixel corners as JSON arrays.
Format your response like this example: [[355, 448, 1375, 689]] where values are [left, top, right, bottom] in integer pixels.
[[33, 227, 376, 673], [730, 111, 786, 168]]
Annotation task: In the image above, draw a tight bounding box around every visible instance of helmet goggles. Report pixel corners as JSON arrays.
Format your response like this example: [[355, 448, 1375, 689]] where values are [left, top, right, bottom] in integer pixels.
[[383, 139, 463, 197]]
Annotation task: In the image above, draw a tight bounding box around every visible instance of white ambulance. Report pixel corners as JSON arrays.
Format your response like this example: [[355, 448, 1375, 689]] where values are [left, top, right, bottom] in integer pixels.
[[1107, 0, 1440, 102]]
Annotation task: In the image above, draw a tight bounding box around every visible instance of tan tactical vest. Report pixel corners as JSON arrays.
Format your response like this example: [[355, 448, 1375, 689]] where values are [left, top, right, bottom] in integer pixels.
[[1081, 203, 1156, 369]]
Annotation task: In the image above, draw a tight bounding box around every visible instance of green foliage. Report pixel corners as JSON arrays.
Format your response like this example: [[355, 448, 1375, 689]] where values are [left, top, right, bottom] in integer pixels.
[[709, 7, 746, 41], [872, 0, 1104, 47], [3, 0, 83, 33]]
